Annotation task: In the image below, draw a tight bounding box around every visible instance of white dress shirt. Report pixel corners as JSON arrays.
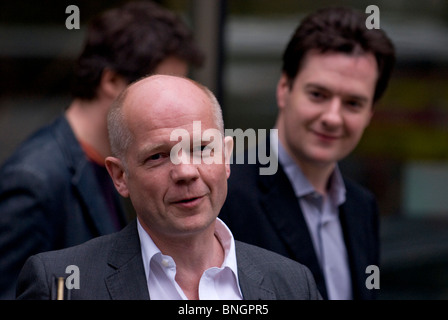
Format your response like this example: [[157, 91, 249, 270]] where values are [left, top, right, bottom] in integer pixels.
[[137, 218, 243, 300], [271, 130, 352, 300]]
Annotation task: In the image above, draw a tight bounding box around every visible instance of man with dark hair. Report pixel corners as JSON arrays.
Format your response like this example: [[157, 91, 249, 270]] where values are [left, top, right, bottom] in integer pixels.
[[0, 1, 204, 299], [220, 6, 395, 300], [71, 1, 204, 100]]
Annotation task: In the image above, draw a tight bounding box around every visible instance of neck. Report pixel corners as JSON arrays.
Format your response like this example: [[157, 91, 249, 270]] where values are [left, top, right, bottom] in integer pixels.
[[295, 159, 335, 195], [276, 122, 335, 195], [141, 219, 225, 300], [65, 98, 111, 160]]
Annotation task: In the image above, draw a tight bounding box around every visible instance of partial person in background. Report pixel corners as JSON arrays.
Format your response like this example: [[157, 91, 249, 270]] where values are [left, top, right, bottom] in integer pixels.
[[220, 6, 395, 300], [0, 0, 204, 299]]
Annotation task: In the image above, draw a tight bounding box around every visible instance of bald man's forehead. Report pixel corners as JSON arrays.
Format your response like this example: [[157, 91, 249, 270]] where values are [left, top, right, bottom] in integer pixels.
[[123, 75, 213, 127], [130, 74, 198, 93], [124, 76, 204, 108]]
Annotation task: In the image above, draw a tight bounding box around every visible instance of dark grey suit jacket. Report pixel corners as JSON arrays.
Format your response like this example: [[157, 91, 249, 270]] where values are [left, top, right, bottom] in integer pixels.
[[0, 115, 127, 299], [16, 220, 322, 300]]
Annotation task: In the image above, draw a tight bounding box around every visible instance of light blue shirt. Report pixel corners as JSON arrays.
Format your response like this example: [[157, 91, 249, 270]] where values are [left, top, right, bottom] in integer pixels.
[[271, 131, 352, 300]]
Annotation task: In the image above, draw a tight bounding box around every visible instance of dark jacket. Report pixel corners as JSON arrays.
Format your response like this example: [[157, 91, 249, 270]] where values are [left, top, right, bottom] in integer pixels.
[[16, 219, 322, 300], [219, 141, 379, 300], [0, 115, 127, 299]]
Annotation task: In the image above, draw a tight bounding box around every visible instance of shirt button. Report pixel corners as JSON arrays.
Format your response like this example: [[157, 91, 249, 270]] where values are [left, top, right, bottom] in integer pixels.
[[161, 258, 170, 268]]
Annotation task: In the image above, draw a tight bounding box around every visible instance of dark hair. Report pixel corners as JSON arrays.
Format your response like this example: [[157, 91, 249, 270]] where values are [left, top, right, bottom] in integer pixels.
[[71, 1, 205, 100], [282, 6, 395, 103]]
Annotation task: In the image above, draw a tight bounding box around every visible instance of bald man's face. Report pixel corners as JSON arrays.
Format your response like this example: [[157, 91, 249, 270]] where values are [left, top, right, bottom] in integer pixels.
[[106, 76, 233, 241]]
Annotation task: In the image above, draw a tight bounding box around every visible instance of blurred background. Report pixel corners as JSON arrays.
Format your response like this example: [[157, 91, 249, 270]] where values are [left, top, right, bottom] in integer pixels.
[[1, 0, 447, 299]]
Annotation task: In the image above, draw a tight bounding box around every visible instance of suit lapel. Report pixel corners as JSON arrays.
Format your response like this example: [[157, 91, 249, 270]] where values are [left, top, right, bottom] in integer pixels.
[[54, 116, 122, 235], [72, 161, 119, 235], [257, 165, 328, 299], [235, 242, 275, 300], [338, 183, 373, 299], [105, 220, 150, 300]]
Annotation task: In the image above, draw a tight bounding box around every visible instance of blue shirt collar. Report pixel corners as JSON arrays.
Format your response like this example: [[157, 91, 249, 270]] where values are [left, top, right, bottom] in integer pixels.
[[271, 130, 346, 205]]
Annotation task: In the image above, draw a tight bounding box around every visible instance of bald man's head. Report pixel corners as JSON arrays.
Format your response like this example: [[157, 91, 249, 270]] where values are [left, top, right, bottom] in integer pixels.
[[107, 75, 224, 162]]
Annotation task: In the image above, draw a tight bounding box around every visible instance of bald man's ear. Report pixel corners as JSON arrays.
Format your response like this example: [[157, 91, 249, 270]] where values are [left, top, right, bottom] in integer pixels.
[[224, 136, 234, 179], [105, 156, 130, 198]]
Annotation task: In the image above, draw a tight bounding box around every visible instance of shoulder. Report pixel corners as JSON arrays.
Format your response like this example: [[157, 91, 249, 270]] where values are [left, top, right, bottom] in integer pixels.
[[22, 220, 137, 270], [27, 231, 117, 270], [343, 176, 376, 201], [1, 117, 69, 174], [235, 240, 306, 271], [235, 241, 316, 284], [0, 116, 79, 188], [235, 241, 321, 299], [343, 176, 378, 214], [16, 231, 117, 299], [16, 222, 139, 299]]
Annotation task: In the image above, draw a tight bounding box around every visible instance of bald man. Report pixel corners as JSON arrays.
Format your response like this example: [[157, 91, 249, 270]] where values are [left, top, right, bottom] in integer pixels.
[[16, 75, 321, 300]]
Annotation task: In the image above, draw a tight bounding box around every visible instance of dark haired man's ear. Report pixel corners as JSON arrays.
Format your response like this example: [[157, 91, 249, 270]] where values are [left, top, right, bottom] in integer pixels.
[[99, 69, 128, 100], [276, 73, 291, 110]]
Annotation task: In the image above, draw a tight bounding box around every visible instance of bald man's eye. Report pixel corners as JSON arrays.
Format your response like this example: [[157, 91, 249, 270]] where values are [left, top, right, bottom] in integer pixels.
[[146, 153, 169, 163], [149, 154, 162, 161]]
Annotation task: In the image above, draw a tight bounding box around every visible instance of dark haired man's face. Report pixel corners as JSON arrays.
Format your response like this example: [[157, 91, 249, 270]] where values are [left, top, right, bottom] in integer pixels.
[[276, 51, 377, 172]]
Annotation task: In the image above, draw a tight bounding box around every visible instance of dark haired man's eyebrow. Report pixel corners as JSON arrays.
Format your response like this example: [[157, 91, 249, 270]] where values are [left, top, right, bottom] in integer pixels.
[[305, 83, 369, 102], [305, 83, 325, 89], [304, 83, 331, 94]]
